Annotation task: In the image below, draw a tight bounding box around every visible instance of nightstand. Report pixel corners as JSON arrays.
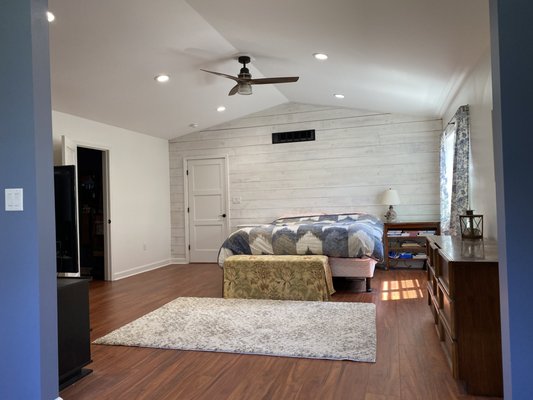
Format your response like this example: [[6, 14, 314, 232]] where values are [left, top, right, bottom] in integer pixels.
[[383, 221, 440, 269]]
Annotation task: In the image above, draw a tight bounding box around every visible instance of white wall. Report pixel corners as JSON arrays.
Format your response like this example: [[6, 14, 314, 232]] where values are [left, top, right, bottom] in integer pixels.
[[169, 103, 441, 260], [442, 48, 497, 239], [52, 111, 172, 280]]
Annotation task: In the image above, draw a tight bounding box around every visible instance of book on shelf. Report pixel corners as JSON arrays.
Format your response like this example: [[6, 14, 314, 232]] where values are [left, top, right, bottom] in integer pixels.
[[398, 253, 413, 259], [388, 252, 415, 259], [417, 230, 437, 236], [387, 230, 403, 237], [401, 242, 423, 248], [413, 254, 427, 259]]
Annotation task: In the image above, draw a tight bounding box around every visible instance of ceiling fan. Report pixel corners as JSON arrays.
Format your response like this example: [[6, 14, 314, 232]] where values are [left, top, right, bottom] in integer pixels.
[[201, 55, 299, 96]]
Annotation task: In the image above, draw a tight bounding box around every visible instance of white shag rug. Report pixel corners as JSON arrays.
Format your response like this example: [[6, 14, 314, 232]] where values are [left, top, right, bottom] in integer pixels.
[[94, 297, 376, 362]]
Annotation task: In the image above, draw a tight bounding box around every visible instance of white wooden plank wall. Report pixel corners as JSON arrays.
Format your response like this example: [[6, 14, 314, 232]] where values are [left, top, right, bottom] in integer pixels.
[[169, 103, 442, 259]]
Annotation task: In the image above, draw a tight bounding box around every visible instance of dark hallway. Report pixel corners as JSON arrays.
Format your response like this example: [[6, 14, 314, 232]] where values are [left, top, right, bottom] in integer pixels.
[[77, 147, 105, 280]]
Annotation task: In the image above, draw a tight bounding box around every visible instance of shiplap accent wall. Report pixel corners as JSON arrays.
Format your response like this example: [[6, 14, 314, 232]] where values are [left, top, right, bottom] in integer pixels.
[[169, 103, 442, 259]]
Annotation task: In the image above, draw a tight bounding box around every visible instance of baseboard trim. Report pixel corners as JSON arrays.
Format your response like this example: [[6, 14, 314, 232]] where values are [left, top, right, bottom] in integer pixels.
[[170, 258, 188, 264], [112, 259, 172, 281]]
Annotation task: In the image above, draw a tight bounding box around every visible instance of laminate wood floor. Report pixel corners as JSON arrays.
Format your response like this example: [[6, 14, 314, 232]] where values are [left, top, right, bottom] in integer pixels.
[[60, 265, 502, 400]]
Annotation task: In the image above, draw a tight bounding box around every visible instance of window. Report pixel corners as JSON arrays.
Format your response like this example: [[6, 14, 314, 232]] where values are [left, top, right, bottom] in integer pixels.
[[440, 122, 456, 234]]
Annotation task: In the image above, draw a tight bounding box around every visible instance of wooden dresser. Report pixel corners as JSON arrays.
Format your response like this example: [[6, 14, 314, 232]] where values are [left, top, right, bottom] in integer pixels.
[[426, 235, 502, 397]]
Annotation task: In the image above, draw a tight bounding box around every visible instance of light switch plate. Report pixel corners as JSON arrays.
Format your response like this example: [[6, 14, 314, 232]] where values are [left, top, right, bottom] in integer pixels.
[[5, 188, 23, 211]]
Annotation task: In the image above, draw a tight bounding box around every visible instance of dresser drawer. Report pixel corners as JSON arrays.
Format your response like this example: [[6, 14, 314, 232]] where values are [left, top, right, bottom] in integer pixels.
[[438, 258, 450, 294], [429, 266, 438, 297], [427, 283, 439, 325], [427, 279, 433, 306], [437, 281, 455, 338], [427, 242, 440, 273], [439, 313, 459, 379]]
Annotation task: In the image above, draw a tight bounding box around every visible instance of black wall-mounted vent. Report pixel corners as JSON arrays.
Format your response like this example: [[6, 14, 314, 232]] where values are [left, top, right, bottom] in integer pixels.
[[272, 129, 315, 144]]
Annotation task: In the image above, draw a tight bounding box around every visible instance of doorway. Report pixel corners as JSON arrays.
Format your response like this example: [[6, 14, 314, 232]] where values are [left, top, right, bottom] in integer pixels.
[[186, 156, 229, 262], [77, 147, 106, 279]]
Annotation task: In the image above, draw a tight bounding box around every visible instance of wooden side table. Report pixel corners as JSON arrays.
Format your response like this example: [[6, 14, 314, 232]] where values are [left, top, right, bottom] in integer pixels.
[[383, 221, 440, 269]]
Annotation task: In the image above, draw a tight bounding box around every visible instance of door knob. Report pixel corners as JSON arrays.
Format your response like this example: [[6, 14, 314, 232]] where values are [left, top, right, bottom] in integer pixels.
[[219, 213, 227, 218]]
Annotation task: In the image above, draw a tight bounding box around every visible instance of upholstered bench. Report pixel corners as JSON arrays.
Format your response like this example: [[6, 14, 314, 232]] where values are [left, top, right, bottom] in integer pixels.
[[223, 255, 335, 301]]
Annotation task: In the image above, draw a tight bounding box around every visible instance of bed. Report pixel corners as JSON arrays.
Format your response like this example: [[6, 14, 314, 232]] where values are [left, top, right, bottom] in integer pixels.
[[217, 213, 384, 268]]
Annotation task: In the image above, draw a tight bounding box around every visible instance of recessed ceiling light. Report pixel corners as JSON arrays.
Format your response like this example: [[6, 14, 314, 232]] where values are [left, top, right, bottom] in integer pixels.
[[313, 53, 328, 61], [334, 94, 345, 99], [189, 123, 199, 128], [154, 74, 170, 83], [46, 11, 55, 22], [217, 106, 226, 112]]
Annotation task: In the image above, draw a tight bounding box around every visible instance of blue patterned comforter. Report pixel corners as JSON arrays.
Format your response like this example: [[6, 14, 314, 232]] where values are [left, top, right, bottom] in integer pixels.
[[218, 213, 384, 266]]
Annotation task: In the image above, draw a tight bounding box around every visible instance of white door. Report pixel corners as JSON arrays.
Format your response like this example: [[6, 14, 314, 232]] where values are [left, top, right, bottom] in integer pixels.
[[61, 135, 77, 165], [60, 135, 81, 277], [187, 158, 229, 262]]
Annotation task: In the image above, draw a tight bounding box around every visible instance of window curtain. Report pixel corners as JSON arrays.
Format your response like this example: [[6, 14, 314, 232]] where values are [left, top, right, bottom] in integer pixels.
[[440, 105, 470, 235]]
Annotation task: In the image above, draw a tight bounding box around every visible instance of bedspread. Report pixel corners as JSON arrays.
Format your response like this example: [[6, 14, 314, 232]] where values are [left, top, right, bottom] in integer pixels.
[[218, 213, 384, 266]]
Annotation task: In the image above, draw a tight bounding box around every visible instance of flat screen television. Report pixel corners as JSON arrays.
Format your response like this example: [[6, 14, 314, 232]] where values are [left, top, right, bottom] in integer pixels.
[[54, 165, 80, 276]]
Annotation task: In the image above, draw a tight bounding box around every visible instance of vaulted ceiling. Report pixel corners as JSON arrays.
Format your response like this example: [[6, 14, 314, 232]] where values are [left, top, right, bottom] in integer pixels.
[[48, 0, 490, 140]]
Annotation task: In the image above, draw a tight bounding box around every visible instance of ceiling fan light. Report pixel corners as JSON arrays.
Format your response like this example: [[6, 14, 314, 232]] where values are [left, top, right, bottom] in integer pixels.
[[238, 83, 252, 95]]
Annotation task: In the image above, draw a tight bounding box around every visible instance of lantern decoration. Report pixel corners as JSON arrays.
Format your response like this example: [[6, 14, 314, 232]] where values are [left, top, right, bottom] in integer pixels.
[[459, 210, 483, 239]]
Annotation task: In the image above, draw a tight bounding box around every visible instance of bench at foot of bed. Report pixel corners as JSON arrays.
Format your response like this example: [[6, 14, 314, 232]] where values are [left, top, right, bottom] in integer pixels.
[[223, 255, 335, 301]]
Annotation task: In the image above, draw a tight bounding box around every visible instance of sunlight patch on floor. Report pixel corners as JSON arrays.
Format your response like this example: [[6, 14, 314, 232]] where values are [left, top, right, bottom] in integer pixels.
[[381, 278, 424, 301]]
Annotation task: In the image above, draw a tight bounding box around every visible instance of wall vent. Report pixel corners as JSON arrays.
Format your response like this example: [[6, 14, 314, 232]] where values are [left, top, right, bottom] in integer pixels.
[[272, 129, 315, 144]]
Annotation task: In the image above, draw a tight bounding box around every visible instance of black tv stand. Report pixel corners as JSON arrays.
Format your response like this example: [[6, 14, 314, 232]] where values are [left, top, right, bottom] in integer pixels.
[[57, 278, 92, 390], [59, 367, 92, 391]]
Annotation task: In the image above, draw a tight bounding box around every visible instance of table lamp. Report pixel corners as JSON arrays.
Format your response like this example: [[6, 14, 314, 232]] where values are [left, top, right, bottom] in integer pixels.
[[381, 188, 401, 222]]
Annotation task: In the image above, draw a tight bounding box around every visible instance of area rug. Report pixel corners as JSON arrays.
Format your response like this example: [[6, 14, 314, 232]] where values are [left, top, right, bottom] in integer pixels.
[[93, 297, 376, 362]]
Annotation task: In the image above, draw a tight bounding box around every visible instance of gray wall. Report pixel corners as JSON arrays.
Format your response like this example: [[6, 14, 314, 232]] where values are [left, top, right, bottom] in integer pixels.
[[169, 103, 441, 260]]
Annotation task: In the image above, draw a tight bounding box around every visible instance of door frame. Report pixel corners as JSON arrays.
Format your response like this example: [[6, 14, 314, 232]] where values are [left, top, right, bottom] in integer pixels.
[[61, 136, 113, 280], [183, 155, 230, 263]]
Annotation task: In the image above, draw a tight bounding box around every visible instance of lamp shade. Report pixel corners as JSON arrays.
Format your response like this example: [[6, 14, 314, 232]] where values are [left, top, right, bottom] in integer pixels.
[[238, 83, 252, 95], [381, 188, 400, 205]]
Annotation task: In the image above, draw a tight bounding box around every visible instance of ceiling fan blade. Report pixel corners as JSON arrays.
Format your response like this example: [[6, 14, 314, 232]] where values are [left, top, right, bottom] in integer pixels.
[[200, 69, 239, 82], [228, 84, 239, 96], [249, 77, 299, 85]]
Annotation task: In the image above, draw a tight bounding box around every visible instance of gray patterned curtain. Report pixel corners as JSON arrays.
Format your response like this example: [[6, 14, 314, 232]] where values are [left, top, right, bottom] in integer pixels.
[[440, 105, 470, 235]]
